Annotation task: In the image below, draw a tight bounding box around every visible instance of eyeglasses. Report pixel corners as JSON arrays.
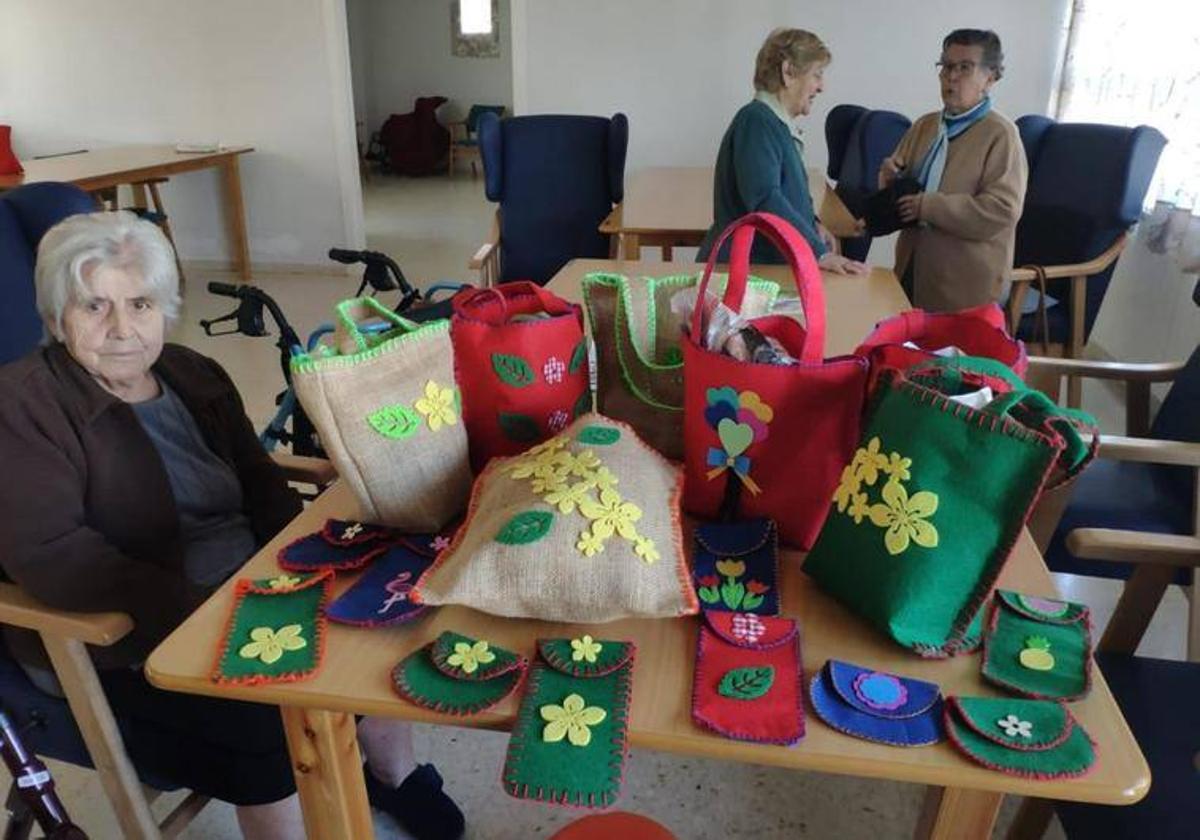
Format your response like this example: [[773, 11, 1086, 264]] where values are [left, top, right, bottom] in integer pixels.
[[936, 60, 980, 78]]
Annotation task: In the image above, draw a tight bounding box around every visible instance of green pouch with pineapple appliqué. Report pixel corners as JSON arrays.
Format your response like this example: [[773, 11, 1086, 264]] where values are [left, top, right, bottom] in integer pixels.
[[981, 590, 1092, 700], [803, 360, 1097, 657]]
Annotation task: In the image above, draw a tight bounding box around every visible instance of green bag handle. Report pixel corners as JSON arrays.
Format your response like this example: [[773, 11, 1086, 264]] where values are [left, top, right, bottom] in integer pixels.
[[334, 297, 422, 354], [907, 355, 1027, 392]]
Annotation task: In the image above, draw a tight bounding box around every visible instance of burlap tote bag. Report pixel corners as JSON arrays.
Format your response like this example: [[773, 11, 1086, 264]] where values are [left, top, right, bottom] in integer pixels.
[[291, 297, 471, 529], [582, 272, 779, 459], [412, 414, 698, 622]]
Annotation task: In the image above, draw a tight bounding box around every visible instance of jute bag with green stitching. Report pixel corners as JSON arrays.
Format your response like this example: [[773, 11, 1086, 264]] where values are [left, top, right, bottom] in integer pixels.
[[291, 298, 471, 530], [581, 272, 779, 459], [411, 413, 699, 622]]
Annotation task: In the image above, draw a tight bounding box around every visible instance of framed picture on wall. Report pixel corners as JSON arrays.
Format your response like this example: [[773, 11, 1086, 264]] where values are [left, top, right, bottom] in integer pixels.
[[451, 0, 500, 58]]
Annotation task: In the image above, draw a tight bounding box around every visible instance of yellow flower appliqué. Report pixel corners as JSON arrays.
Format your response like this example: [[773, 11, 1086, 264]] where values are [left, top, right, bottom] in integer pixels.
[[577, 465, 619, 492], [446, 639, 496, 674], [882, 451, 912, 482], [414, 381, 457, 431], [576, 528, 605, 557], [266, 574, 301, 590], [561, 449, 602, 478], [868, 479, 940, 555], [715, 558, 746, 578], [832, 464, 862, 513], [852, 437, 889, 486], [847, 492, 871, 525], [540, 693, 607, 747], [238, 625, 307, 665], [579, 487, 642, 540], [543, 481, 592, 514], [570, 635, 603, 663], [633, 535, 660, 564]]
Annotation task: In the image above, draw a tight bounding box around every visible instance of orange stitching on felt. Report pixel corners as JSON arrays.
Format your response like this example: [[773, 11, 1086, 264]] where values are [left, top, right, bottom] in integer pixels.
[[391, 645, 527, 716]]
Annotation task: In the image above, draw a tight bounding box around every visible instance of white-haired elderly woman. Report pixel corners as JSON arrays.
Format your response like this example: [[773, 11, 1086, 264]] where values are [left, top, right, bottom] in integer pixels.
[[879, 28, 1027, 310], [0, 212, 464, 840], [698, 27, 867, 273]]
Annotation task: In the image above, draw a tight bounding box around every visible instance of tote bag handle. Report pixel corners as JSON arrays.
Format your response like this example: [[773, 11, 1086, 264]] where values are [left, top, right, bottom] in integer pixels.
[[334, 297, 421, 354], [692, 212, 826, 364], [452, 281, 576, 326]]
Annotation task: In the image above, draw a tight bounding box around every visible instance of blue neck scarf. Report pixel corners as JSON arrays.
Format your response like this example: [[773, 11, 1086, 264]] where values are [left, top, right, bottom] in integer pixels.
[[915, 96, 992, 191]]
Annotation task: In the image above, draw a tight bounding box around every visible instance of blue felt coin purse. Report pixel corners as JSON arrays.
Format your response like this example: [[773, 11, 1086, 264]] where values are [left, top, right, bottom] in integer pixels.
[[326, 543, 436, 626], [809, 660, 944, 747]]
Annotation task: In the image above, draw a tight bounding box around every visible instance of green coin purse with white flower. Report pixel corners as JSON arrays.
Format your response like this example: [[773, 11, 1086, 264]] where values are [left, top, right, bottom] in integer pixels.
[[945, 696, 1096, 779]]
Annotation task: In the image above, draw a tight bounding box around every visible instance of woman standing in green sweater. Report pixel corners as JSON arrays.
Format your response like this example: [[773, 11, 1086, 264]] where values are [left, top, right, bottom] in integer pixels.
[[698, 28, 867, 273]]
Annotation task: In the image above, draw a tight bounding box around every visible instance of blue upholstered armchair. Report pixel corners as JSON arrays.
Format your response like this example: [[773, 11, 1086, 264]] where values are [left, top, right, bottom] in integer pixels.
[[1010, 117, 1167, 405], [470, 112, 628, 286], [0, 182, 96, 364], [824, 105, 911, 262]]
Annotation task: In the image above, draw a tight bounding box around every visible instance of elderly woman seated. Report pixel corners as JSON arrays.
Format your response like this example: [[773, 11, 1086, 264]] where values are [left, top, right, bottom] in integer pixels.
[[0, 212, 463, 840]]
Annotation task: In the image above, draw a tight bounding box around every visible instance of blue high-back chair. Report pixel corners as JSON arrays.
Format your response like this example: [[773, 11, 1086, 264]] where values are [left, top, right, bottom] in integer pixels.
[[1012, 117, 1167, 403], [0, 182, 96, 364], [472, 113, 628, 286], [824, 105, 911, 262]]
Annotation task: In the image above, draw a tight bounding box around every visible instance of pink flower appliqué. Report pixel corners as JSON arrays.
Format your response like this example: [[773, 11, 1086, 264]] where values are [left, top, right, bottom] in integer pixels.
[[731, 613, 766, 644], [547, 409, 570, 432], [543, 357, 566, 384]]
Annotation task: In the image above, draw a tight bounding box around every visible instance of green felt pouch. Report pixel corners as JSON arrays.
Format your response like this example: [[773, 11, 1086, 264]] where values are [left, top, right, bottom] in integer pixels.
[[804, 362, 1097, 656], [501, 637, 635, 808], [944, 695, 1096, 779], [392, 631, 527, 716], [981, 591, 1092, 700]]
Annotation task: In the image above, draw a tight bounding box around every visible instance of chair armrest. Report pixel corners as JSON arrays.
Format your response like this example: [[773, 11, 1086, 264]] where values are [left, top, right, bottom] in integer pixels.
[[447, 121, 467, 141], [1066, 529, 1200, 569], [1026, 356, 1185, 384], [1010, 232, 1128, 283], [0, 582, 133, 647], [271, 452, 337, 485], [468, 240, 498, 270], [1096, 434, 1200, 467]]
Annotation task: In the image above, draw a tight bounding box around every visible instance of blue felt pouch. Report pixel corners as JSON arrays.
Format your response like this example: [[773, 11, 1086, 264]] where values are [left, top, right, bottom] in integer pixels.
[[278, 518, 401, 572], [327, 543, 437, 626], [809, 660, 944, 747], [692, 519, 780, 615]]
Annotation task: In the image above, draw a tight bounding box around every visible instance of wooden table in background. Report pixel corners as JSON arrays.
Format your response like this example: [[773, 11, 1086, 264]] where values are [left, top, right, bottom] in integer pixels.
[[146, 260, 1147, 839], [599, 166, 861, 260], [0, 145, 254, 282]]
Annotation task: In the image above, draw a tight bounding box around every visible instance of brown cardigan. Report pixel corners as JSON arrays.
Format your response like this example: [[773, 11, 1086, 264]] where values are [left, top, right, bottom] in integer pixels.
[[0, 343, 301, 670], [891, 109, 1027, 311]]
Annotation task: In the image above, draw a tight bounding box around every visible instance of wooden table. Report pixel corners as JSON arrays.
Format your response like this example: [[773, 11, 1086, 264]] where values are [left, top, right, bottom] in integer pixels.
[[0, 145, 254, 282], [599, 166, 861, 260], [146, 260, 1148, 839]]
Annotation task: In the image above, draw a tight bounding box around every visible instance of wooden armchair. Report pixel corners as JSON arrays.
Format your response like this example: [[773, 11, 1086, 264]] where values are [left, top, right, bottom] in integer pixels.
[[468, 208, 502, 288]]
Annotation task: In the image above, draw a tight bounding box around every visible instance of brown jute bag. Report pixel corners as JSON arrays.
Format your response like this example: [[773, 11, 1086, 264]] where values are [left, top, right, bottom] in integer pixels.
[[291, 297, 471, 529], [581, 272, 779, 459], [411, 414, 698, 622]]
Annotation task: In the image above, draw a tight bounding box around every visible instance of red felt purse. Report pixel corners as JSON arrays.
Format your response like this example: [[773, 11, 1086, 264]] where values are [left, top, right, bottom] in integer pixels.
[[450, 282, 590, 471], [854, 304, 1027, 395], [681, 212, 868, 548], [0, 126, 24, 176]]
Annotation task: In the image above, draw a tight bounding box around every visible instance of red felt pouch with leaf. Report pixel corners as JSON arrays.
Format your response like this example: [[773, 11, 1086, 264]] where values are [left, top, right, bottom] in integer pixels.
[[692, 610, 803, 745], [450, 282, 590, 472]]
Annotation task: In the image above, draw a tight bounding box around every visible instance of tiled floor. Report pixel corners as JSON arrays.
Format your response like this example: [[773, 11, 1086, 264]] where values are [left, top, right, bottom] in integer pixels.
[[2, 173, 1189, 839]]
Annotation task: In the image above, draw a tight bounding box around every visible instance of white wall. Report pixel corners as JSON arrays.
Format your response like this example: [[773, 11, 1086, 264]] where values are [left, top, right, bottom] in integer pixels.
[[347, 0, 514, 133], [516, 0, 1070, 174], [0, 0, 363, 267]]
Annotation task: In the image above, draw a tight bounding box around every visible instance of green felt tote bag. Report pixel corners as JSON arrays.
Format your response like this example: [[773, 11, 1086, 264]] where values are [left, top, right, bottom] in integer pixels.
[[803, 358, 1097, 657]]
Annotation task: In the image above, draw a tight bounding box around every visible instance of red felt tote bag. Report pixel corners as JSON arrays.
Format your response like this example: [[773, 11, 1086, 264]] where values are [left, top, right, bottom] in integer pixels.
[[855, 304, 1027, 395], [682, 212, 869, 548], [450, 282, 590, 471]]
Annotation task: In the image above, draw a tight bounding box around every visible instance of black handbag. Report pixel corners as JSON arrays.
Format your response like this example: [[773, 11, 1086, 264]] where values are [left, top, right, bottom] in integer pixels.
[[862, 176, 923, 237]]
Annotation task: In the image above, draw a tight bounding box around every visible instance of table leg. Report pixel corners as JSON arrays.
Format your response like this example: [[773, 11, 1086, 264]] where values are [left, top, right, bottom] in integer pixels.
[[914, 786, 1003, 840], [280, 705, 373, 840], [220, 154, 252, 282], [622, 232, 641, 260]]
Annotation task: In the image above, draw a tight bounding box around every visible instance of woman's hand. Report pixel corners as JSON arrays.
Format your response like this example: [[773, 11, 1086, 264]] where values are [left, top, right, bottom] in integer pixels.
[[878, 155, 905, 190], [818, 252, 869, 275], [897, 193, 923, 224], [816, 221, 839, 255]]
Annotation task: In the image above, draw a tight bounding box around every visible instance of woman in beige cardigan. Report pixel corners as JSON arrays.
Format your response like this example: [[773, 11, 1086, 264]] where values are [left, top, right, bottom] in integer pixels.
[[879, 29, 1027, 311]]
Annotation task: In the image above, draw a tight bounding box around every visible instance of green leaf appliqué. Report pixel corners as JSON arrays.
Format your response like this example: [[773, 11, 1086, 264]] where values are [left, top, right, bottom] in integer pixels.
[[492, 353, 535, 387], [568, 339, 587, 374], [576, 425, 620, 446], [498, 412, 541, 442], [717, 666, 775, 700], [495, 511, 554, 545], [367, 404, 420, 440]]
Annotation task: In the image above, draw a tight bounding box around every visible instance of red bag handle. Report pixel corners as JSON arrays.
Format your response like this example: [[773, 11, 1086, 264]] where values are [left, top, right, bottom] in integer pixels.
[[862, 302, 1013, 349], [692, 212, 826, 364], [453, 281, 575, 326]]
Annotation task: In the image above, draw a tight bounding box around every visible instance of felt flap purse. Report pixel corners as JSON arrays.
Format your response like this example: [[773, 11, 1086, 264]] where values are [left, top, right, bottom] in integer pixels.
[[392, 632, 527, 716], [944, 696, 1097, 779], [502, 637, 636, 808], [278, 518, 399, 573], [862, 176, 922, 236], [808, 660, 944, 747], [692, 518, 781, 615], [692, 611, 804, 745], [326, 543, 437, 627], [981, 591, 1093, 700]]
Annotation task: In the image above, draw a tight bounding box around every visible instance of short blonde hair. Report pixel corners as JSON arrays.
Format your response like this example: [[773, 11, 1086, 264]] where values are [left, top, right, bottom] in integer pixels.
[[35, 211, 180, 338], [753, 28, 831, 92]]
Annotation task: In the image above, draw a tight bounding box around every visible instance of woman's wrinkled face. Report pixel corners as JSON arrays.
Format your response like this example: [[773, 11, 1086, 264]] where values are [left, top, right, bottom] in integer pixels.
[[938, 43, 995, 114], [55, 261, 165, 386], [780, 60, 825, 118]]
